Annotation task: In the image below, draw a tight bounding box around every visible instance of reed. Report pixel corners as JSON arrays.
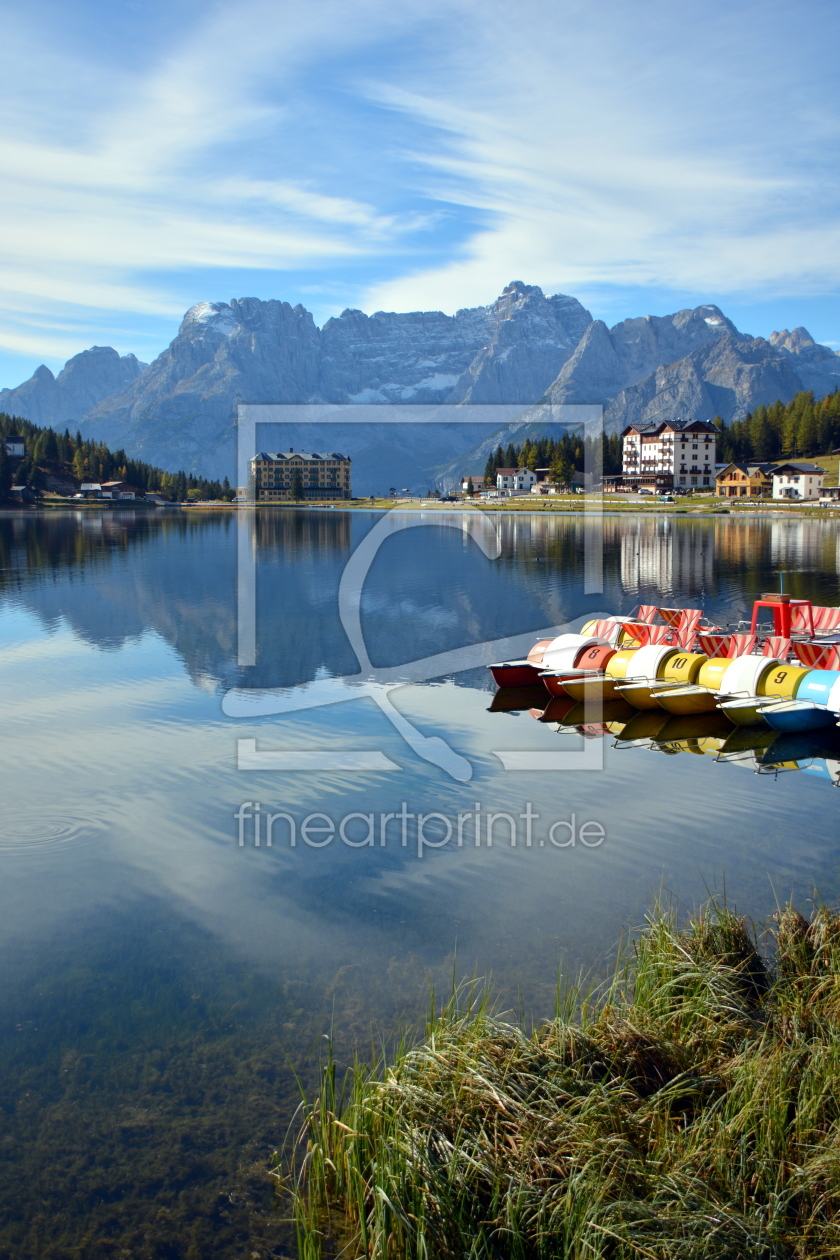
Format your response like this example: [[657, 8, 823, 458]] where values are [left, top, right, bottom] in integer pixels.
[[284, 900, 840, 1260]]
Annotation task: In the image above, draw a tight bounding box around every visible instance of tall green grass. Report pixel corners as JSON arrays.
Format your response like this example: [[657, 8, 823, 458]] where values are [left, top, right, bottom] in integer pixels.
[[284, 901, 840, 1260]]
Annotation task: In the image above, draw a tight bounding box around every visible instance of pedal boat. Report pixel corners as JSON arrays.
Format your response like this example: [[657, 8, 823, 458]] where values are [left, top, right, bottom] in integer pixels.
[[541, 670, 623, 702], [488, 632, 610, 689], [616, 678, 682, 710], [762, 700, 837, 733], [718, 666, 838, 731], [716, 695, 777, 727], [653, 684, 719, 715], [614, 646, 711, 709], [650, 653, 738, 716], [488, 654, 551, 689]]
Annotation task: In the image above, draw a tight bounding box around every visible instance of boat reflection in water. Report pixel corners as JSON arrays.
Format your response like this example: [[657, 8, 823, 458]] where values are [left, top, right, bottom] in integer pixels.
[[487, 685, 549, 713], [488, 687, 840, 783]]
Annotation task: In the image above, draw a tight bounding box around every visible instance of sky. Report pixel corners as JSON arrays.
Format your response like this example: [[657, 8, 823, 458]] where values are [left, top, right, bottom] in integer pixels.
[[1, 0, 840, 385]]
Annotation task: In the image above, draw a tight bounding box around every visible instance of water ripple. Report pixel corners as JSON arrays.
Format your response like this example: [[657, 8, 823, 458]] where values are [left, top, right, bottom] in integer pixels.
[[0, 812, 92, 853]]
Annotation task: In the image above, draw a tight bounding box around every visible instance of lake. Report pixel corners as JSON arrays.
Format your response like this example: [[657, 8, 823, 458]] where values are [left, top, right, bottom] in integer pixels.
[[1, 506, 839, 1258]]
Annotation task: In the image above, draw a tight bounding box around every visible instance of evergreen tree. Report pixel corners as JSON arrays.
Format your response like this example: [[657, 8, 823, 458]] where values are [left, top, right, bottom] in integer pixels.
[[604, 433, 622, 475], [504, 442, 517, 468], [550, 455, 574, 487], [291, 469, 304, 500], [790, 392, 817, 455], [766, 401, 785, 456], [483, 453, 497, 486], [520, 441, 538, 470], [42, 429, 58, 461], [751, 406, 771, 461], [781, 407, 798, 457], [26, 461, 46, 493]]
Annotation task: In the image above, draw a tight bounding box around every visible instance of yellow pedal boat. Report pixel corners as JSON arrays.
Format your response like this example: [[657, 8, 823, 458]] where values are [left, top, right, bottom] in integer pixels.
[[654, 684, 720, 715], [616, 678, 682, 710], [717, 695, 776, 727]]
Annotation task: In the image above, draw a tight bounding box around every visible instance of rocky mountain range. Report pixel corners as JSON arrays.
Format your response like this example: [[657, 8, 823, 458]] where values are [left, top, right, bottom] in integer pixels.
[[0, 346, 146, 430], [2, 283, 838, 492]]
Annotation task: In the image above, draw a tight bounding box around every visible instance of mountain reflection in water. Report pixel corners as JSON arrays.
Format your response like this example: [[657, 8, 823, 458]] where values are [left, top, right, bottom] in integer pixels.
[[1, 506, 839, 1257]]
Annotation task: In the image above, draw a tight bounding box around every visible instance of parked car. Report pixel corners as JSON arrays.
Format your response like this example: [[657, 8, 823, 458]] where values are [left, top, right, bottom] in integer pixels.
[[658, 494, 675, 503]]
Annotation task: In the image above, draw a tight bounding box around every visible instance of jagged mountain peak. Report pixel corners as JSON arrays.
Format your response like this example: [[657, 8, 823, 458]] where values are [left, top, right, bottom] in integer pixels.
[[690, 303, 734, 329], [182, 300, 240, 336], [496, 280, 545, 306], [0, 344, 147, 428], [609, 303, 739, 339], [56, 345, 146, 381], [770, 326, 816, 353]]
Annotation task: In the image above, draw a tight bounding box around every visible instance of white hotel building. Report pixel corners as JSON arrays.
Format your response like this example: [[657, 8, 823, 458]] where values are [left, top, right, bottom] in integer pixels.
[[620, 419, 718, 491]]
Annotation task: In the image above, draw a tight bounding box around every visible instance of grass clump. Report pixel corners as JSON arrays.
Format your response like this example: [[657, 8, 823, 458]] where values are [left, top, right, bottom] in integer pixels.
[[285, 900, 840, 1260]]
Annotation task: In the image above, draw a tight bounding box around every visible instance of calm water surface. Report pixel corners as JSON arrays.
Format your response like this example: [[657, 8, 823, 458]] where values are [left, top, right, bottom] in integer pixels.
[[1, 507, 839, 1258]]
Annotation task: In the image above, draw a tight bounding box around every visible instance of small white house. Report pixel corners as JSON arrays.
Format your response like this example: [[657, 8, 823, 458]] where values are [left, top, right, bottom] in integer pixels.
[[771, 462, 826, 501], [4, 435, 24, 458], [496, 467, 537, 496]]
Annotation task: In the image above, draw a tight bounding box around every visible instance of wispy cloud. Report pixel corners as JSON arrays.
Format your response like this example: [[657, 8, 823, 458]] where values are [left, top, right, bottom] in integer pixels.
[[0, 0, 445, 369], [1, 0, 839, 378], [361, 0, 840, 311]]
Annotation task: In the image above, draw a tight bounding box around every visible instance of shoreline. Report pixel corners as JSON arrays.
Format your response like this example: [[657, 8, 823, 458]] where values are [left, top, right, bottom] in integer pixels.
[[9, 495, 840, 520]]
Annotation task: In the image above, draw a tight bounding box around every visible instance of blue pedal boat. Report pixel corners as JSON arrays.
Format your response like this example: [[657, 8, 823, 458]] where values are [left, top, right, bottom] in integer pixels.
[[763, 700, 837, 733]]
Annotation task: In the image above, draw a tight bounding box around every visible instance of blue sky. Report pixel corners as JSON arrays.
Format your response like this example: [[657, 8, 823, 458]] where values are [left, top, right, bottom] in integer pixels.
[[2, 0, 840, 385]]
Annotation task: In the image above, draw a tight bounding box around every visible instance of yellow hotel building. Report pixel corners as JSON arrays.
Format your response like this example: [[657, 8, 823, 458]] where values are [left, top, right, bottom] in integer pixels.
[[250, 450, 352, 501]]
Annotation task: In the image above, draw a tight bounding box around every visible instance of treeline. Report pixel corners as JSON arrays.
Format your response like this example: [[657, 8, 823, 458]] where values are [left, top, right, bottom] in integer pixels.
[[716, 389, 840, 464], [0, 413, 235, 502], [482, 432, 622, 486]]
